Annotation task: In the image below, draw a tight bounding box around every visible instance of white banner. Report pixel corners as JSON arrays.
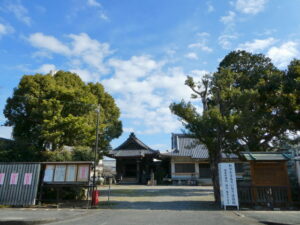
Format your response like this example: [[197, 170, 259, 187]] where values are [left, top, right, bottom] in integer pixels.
[[218, 163, 239, 209]]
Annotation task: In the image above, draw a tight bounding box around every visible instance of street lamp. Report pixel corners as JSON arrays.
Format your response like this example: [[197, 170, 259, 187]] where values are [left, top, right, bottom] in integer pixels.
[[92, 105, 100, 200]]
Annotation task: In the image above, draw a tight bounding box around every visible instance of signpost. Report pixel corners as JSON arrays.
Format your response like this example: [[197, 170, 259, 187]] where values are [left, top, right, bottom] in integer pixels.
[[218, 163, 239, 210]]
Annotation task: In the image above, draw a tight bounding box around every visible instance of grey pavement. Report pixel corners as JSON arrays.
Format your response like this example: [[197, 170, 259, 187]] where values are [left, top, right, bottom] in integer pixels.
[[0, 185, 299, 225]]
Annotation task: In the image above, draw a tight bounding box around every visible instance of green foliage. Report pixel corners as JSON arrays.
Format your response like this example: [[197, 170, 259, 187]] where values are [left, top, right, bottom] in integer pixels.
[[4, 71, 122, 155], [42, 149, 73, 162], [72, 146, 94, 161], [170, 50, 300, 202]]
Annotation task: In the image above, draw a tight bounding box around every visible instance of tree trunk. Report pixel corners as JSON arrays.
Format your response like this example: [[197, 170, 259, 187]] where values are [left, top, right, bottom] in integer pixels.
[[209, 149, 222, 204]]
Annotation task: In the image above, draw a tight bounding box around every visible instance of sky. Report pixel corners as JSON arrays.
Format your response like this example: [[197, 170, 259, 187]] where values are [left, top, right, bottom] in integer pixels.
[[0, 0, 300, 151]]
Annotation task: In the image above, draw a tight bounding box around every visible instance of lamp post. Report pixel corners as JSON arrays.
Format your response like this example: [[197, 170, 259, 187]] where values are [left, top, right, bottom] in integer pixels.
[[93, 105, 100, 195]]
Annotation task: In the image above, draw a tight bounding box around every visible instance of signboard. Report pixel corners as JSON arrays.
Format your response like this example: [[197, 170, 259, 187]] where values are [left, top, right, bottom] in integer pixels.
[[43, 163, 91, 183], [43, 165, 54, 182], [218, 163, 239, 210], [10, 173, 19, 185], [54, 165, 66, 182], [77, 165, 89, 182], [0, 173, 5, 185], [66, 165, 77, 182], [24, 173, 32, 185]]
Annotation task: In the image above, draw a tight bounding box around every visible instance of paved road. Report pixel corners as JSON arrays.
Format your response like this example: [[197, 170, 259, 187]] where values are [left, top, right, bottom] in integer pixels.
[[0, 185, 299, 225]]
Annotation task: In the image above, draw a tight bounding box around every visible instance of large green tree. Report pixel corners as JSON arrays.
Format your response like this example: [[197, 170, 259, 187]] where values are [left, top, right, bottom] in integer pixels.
[[4, 71, 122, 154], [171, 51, 299, 203]]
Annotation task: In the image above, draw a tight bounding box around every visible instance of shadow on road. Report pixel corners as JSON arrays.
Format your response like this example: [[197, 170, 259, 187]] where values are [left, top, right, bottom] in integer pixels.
[[98, 200, 218, 211], [99, 188, 213, 197]]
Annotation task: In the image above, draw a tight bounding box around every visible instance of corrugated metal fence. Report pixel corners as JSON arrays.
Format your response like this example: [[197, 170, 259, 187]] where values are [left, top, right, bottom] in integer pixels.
[[0, 163, 41, 206]]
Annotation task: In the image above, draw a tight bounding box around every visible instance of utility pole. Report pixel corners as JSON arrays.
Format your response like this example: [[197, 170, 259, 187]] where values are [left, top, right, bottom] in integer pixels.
[[92, 105, 100, 195]]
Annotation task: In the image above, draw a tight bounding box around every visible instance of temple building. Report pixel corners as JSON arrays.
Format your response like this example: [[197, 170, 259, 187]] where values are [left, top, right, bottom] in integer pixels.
[[108, 133, 159, 184]]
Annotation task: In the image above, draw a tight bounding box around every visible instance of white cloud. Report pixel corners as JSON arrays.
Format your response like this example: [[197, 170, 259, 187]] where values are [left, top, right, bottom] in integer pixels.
[[197, 32, 210, 38], [28, 33, 70, 55], [70, 68, 100, 82], [237, 38, 276, 52], [69, 33, 112, 73], [188, 42, 213, 52], [87, 0, 101, 7], [220, 11, 236, 25], [87, 0, 109, 21], [267, 41, 299, 68], [218, 34, 238, 49], [36, 64, 57, 74], [188, 32, 213, 53], [235, 0, 268, 15], [184, 52, 198, 60], [28, 32, 208, 135], [28, 32, 112, 79], [0, 23, 14, 37], [206, 1, 214, 13], [6, 1, 32, 26]]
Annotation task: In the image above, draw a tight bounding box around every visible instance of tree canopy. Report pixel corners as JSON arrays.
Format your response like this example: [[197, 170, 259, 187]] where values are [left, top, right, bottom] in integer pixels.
[[170, 50, 300, 202], [4, 71, 122, 153]]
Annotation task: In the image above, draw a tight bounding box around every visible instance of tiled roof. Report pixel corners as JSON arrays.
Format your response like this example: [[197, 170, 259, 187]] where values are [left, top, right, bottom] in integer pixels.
[[163, 134, 237, 160], [241, 152, 290, 161], [108, 133, 158, 158]]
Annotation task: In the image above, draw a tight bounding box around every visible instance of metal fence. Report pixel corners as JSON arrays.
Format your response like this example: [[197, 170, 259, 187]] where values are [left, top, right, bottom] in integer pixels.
[[238, 184, 291, 208], [0, 163, 41, 206]]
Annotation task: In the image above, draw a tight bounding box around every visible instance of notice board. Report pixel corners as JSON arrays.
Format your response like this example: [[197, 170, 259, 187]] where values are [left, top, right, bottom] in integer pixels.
[[218, 163, 239, 210], [43, 163, 91, 183]]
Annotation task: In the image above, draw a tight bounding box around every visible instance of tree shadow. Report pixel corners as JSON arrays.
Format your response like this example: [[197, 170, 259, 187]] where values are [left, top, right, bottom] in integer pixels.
[[98, 200, 218, 211], [99, 188, 214, 197]]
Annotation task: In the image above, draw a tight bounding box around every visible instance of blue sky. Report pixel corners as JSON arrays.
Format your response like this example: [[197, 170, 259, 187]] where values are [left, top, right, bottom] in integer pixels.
[[0, 0, 300, 151]]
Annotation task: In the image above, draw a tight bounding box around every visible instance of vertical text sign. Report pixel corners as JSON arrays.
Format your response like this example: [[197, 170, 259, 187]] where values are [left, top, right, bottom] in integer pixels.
[[10, 173, 18, 185], [218, 163, 239, 209], [24, 173, 32, 185], [0, 173, 5, 185]]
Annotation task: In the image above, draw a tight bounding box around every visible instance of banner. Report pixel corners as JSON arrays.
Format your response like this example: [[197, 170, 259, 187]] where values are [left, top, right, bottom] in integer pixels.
[[24, 173, 32, 185], [10, 173, 18, 185], [218, 163, 239, 209], [0, 173, 5, 185]]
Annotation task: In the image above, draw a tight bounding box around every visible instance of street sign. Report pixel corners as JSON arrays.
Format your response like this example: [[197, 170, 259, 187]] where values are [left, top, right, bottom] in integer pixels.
[[218, 163, 239, 210]]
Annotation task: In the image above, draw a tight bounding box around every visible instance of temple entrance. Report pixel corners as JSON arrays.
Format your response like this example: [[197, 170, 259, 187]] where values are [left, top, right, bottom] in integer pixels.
[[108, 133, 159, 184]]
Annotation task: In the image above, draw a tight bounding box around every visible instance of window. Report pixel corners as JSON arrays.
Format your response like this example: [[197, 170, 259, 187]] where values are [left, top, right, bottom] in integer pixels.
[[175, 163, 195, 173], [199, 164, 211, 178]]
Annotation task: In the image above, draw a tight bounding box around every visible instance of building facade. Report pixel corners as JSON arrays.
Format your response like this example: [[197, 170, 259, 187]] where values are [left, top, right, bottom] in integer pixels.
[[108, 133, 159, 184]]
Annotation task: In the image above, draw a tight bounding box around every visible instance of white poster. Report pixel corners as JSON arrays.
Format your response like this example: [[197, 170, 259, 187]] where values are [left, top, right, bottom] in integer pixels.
[[54, 165, 66, 182], [66, 165, 77, 182], [0, 173, 5, 185], [77, 165, 89, 181], [10, 173, 19, 185], [218, 163, 239, 209], [24, 173, 32, 185], [43, 165, 54, 182]]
